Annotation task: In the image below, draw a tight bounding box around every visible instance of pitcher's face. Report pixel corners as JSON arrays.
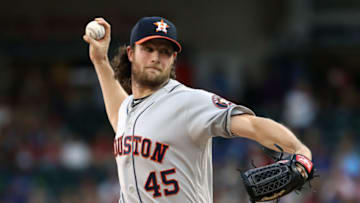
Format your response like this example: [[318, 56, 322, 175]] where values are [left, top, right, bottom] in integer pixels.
[[128, 39, 177, 88]]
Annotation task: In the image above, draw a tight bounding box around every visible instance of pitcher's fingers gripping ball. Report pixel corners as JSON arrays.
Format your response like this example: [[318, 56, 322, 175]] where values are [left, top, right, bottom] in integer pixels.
[[85, 20, 105, 40]]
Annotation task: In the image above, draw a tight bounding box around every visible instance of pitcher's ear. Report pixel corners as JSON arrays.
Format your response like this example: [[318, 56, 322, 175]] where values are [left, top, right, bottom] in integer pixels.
[[127, 46, 134, 62]]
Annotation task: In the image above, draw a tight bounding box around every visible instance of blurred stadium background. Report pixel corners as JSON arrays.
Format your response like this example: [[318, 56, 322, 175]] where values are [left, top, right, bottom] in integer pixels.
[[1, 0, 360, 202]]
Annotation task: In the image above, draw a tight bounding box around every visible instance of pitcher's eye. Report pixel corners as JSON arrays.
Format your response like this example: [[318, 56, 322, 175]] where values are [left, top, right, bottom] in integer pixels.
[[143, 46, 153, 52], [159, 48, 172, 56]]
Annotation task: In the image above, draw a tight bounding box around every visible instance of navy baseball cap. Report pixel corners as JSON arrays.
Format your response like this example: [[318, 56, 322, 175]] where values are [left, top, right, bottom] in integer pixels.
[[130, 17, 182, 52]]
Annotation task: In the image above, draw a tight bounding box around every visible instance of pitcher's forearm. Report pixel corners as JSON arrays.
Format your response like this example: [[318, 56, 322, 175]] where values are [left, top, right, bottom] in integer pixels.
[[231, 115, 312, 160], [94, 60, 128, 131], [83, 18, 128, 132], [251, 117, 312, 160]]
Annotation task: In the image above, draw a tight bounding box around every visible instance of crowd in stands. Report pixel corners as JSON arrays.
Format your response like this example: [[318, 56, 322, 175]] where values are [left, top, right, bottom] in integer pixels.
[[0, 50, 359, 203]]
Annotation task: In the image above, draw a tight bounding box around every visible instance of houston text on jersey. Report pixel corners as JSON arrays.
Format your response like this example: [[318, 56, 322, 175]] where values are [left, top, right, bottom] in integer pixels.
[[113, 135, 169, 163]]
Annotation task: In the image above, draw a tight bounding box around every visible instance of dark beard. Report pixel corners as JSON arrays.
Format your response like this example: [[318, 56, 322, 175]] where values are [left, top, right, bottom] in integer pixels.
[[132, 67, 171, 88]]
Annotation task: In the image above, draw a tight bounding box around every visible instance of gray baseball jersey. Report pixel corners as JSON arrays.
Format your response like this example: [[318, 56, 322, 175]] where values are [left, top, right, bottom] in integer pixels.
[[113, 79, 254, 203]]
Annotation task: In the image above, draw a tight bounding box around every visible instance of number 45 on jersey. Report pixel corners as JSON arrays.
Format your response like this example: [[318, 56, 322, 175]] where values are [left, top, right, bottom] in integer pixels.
[[145, 168, 179, 198]]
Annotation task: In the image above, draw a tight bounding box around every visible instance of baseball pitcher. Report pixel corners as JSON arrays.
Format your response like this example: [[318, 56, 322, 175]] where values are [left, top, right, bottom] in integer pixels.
[[83, 16, 314, 203]]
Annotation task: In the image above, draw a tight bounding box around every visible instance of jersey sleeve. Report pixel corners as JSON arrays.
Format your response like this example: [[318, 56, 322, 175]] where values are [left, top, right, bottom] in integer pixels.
[[116, 96, 131, 136], [185, 90, 255, 145]]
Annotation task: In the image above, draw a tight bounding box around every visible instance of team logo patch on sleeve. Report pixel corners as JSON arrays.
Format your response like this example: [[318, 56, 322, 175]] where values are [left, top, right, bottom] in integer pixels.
[[212, 95, 233, 109]]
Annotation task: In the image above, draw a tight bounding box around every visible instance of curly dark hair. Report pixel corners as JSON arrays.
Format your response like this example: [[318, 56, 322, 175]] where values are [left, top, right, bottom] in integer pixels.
[[111, 45, 176, 95]]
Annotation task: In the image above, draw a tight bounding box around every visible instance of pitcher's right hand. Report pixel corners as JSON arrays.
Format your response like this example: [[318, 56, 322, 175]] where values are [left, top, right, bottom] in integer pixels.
[[83, 17, 111, 65]]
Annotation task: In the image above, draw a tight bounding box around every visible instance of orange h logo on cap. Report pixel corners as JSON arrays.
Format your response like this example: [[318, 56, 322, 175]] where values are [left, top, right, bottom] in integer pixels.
[[153, 19, 169, 34]]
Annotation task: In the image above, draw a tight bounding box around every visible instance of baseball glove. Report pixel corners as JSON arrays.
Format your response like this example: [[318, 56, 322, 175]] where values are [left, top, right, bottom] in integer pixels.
[[240, 144, 315, 203]]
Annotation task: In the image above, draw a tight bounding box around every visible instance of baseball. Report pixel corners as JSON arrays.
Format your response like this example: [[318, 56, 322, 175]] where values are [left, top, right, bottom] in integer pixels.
[[85, 21, 105, 40]]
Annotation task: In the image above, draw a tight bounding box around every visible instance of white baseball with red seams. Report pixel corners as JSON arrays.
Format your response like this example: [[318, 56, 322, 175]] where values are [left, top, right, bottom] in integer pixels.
[[85, 21, 105, 40]]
